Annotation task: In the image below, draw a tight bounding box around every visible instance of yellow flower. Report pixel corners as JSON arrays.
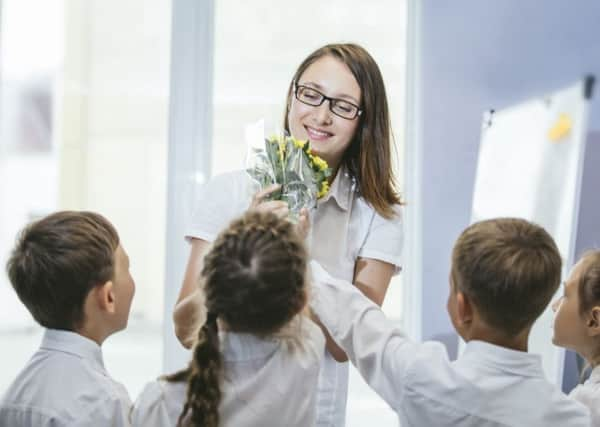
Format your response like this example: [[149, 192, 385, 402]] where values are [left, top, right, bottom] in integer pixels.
[[312, 156, 328, 171], [292, 137, 307, 149], [317, 181, 330, 198]]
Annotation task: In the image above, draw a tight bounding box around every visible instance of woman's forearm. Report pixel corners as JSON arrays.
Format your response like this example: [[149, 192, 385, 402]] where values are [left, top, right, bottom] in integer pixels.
[[173, 289, 205, 348], [174, 238, 210, 347]]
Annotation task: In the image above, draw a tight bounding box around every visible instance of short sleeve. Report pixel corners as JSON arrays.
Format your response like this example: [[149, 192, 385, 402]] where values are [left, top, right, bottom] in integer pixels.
[[185, 170, 255, 242], [357, 204, 403, 274]]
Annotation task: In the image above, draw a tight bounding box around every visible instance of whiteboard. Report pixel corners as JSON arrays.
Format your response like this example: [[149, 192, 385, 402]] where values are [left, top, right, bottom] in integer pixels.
[[471, 77, 594, 384]]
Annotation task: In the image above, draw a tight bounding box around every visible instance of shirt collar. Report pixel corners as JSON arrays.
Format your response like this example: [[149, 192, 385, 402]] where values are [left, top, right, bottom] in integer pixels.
[[219, 331, 280, 362], [318, 164, 355, 211], [587, 365, 600, 384], [40, 328, 106, 372], [457, 340, 545, 378]]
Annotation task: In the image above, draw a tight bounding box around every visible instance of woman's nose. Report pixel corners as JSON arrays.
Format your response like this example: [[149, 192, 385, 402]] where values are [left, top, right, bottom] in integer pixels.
[[314, 101, 333, 125]]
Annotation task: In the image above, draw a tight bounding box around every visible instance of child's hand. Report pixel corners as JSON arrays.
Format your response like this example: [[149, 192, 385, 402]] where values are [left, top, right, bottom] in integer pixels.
[[295, 208, 310, 240], [249, 184, 288, 218]]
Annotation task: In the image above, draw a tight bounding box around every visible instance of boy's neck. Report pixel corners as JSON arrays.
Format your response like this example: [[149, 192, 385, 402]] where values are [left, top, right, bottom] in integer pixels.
[[465, 325, 530, 352], [577, 343, 600, 368], [76, 321, 112, 346]]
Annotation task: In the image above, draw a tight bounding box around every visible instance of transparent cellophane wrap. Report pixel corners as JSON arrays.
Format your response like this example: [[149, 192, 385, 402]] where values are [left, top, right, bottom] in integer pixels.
[[245, 120, 331, 222]]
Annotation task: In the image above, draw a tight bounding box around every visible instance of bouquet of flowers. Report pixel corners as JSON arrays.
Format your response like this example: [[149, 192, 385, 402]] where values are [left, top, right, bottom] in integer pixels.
[[246, 128, 332, 221]]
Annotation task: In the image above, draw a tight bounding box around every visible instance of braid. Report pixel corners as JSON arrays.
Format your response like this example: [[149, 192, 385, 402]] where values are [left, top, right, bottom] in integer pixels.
[[178, 313, 222, 427], [171, 211, 308, 426], [202, 212, 307, 336]]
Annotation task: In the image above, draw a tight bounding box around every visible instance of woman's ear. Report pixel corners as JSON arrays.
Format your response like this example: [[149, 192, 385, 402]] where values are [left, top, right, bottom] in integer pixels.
[[587, 306, 600, 337], [94, 281, 116, 314]]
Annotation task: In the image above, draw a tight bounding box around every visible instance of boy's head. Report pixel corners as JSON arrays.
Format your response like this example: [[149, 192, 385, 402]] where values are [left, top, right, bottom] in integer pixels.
[[447, 218, 561, 342], [6, 211, 135, 339]]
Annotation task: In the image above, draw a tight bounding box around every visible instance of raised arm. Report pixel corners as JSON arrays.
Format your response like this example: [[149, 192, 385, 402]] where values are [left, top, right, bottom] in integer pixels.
[[317, 258, 395, 362], [310, 261, 417, 409], [173, 238, 210, 348]]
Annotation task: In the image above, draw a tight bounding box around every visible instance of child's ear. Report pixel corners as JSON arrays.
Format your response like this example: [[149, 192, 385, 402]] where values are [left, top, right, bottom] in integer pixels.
[[94, 281, 116, 314], [457, 291, 473, 325], [587, 306, 600, 337]]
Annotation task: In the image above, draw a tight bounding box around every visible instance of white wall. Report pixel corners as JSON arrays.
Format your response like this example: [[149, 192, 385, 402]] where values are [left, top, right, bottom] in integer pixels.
[[415, 1, 600, 379]]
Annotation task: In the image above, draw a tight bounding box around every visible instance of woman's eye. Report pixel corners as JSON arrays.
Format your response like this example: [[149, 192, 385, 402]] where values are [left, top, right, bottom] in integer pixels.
[[334, 102, 354, 113], [302, 90, 320, 100]]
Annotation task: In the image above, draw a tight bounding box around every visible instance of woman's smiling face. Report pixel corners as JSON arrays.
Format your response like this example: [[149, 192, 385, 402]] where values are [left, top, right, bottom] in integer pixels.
[[287, 55, 361, 173]]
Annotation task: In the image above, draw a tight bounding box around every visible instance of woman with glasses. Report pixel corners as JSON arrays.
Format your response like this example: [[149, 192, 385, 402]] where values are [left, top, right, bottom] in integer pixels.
[[174, 43, 403, 427]]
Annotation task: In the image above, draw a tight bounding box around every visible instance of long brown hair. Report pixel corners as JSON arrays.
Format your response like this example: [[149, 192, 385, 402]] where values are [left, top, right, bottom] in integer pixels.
[[283, 43, 402, 218], [170, 211, 307, 427]]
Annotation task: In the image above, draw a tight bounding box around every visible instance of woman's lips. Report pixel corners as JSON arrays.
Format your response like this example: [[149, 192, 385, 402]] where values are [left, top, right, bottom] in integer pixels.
[[305, 125, 333, 141]]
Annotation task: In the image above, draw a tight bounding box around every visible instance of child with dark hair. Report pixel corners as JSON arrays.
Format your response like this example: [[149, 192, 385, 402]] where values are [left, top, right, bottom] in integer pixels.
[[0, 211, 135, 427], [553, 250, 600, 426], [311, 218, 591, 426], [132, 211, 324, 427]]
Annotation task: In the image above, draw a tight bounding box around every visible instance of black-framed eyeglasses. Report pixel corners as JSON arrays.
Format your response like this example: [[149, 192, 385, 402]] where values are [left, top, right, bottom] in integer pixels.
[[294, 83, 362, 120]]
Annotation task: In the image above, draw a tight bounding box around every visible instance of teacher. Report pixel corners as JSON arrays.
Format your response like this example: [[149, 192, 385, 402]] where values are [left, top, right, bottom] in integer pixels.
[[174, 43, 403, 427]]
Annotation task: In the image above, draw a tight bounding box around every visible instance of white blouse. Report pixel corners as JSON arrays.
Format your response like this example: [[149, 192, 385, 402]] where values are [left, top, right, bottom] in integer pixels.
[[132, 317, 325, 427], [185, 166, 403, 426], [571, 365, 600, 427]]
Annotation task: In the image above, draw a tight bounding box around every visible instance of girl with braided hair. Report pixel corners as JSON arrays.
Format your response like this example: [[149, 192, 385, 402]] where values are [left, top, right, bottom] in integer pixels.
[[132, 211, 325, 427]]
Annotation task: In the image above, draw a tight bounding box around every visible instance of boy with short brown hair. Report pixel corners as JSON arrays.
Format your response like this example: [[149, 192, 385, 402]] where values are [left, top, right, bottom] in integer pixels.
[[0, 211, 135, 427], [311, 218, 591, 426]]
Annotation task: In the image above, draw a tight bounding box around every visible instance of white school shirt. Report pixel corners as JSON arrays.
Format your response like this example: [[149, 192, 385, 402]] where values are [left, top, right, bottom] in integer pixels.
[[0, 329, 132, 427], [571, 365, 600, 426], [132, 317, 325, 427], [185, 167, 403, 427], [310, 261, 592, 427]]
